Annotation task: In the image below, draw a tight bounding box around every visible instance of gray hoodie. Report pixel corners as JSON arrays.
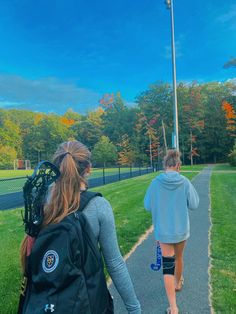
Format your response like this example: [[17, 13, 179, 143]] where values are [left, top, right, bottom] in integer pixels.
[[144, 171, 199, 243]]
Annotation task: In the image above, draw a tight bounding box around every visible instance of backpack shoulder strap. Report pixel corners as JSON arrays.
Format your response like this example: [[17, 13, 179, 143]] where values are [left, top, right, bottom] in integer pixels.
[[79, 191, 102, 211]]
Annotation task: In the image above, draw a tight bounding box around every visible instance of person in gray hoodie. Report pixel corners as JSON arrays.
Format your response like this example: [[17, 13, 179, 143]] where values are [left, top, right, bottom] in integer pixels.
[[144, 150, 199, 314]]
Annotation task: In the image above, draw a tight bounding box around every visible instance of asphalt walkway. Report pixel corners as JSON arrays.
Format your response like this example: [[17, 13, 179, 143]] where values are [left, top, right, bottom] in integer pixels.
[[109, 167, 212, 314]]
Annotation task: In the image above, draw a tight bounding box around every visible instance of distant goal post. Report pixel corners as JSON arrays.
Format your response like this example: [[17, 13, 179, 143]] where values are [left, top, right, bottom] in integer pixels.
[[14, 159, 31, 170]]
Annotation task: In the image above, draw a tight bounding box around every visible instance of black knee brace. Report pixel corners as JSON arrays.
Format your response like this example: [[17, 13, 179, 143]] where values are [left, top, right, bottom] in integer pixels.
[[162, 256, 175, 275]]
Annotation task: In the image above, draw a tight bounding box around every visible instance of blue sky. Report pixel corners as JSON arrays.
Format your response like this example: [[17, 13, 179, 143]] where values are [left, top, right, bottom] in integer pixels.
[[0, 0, 235, 114]]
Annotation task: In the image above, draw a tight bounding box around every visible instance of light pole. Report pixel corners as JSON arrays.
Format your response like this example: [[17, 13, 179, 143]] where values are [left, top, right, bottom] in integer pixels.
[[165, 0, 179, 151]]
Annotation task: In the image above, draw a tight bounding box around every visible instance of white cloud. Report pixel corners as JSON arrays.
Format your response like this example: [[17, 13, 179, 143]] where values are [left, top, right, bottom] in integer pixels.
[[0, 74, 102, 114], [216, 5, 236, 23], [164, 40, 183, 59], [226, 77, 236, 85]]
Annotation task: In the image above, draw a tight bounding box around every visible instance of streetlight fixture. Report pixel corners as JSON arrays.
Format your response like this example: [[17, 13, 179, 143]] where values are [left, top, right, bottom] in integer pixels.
[[165, 0, 179, 151]]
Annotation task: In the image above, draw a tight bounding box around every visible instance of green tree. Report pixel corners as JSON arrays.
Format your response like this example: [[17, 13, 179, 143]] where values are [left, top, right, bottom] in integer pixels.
[[136, 82, 172, 153], [0, 118, 22, 156], [24, 114, 72, 164], [0, 145, 17, 169], [87, 107, 105, 128], [101, 92, 137, 144], [228, 141, 236, 166], [63, 108, 82, 122], [135, 111, 159, 166], [137, 81, 236, 164], [199, 82, 235, 163], [9, 109, 38, 160], [92, 136, 117, 167], [72, 120, 103, 150], [178, 83, 205, 165]]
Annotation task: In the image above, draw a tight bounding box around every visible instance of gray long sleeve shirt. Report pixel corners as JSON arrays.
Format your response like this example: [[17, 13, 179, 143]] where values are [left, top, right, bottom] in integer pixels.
[[83, 196, 141, 314]]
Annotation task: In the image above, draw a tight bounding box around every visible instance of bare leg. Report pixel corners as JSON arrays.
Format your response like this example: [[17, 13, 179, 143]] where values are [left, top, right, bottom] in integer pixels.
[[174, 240, 186, 290], [159, 243, 178, 314]]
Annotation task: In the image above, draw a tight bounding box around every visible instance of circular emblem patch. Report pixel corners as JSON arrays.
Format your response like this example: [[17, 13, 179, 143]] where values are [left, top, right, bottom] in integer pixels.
[[42, 250, 59, 273]]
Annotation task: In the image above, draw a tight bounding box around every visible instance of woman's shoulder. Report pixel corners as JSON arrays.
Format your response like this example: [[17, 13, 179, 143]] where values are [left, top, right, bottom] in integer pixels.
[[88, 195, 111, 207], [151, 173, 163, 183], [179, 175, 193, 190], [87, 195, 113, 217], [179, 174, 191, 184]]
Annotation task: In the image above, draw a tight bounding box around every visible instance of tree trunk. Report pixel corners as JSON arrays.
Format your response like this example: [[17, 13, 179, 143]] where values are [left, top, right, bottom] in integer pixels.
[[149, 133, 153, 168], [162, 120, 168, 154], [190, 130, 193, 166], [182, 137, 185, 165]]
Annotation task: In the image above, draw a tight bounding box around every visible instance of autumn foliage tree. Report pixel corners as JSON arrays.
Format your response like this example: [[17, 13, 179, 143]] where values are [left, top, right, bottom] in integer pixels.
[[0, 81, 236, 169], [178, 83, 204, 165], [118, 134, 137, 165], [222, 101, 236, 137], [135, 112, 159, 167]]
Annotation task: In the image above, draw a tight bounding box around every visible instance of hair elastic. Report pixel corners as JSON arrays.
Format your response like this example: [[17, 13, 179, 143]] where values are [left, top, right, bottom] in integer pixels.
[[63, 152, 72, 158]]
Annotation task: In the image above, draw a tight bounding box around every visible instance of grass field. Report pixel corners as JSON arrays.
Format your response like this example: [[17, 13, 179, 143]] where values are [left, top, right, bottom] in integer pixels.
[[210, 172, 236, 312], [0, 167, 148, 179], [0, 165, 204, 179], [181, 164, 205, 171], [0, 171, 196, 314], [0, 169, 33, 178], [0, 177, 27, 196], [0, 167, 147, 196], [1, 164, 228, 180], [212, 164, 236, 171], [0, 166, 198, 196]]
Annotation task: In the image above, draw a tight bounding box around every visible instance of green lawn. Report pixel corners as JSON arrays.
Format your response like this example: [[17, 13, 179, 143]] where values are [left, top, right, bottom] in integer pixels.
[[0, 178, 28, 196], [0, 209, 23, 314], [0, 167, 147, 179], [212, 164, 236, 171], [210, 172, 236, 312], [181, 164, 205, 171], [0, 167, 148, 196], [0, 171, 196, 313], [0, 169, 33, 178]]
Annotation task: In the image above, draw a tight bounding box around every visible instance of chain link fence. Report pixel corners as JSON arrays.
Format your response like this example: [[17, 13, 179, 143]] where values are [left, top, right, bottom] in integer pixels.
[[0, 165, 158, 210]]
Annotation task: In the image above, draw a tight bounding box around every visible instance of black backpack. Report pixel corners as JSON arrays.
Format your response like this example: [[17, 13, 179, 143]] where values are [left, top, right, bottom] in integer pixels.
[[18, 161, 114, 314]]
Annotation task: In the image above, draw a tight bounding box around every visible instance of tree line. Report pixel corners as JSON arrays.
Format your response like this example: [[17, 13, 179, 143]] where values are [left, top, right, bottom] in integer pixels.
[[0, 81, 236, 169]]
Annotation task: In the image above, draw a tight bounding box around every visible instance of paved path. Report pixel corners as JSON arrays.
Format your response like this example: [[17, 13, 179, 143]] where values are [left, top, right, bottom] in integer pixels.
[[109, 167, 212, 314]]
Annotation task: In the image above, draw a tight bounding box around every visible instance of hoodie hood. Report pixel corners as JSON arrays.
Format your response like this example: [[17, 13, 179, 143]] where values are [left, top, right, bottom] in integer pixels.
[[156, 171, 185, 190]]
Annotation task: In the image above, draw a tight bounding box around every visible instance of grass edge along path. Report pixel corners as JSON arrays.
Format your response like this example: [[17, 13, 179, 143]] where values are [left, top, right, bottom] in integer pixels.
[[210, 172, 236, 313], [0, 171, 197, 314]]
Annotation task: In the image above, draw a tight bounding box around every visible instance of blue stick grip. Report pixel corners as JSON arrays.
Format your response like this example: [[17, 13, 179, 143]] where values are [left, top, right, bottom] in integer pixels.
[[150, 242, 162, 271]]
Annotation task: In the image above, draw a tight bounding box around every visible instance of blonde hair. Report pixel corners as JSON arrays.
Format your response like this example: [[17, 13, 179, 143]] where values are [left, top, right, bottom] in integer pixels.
[[20, 141, 91, 270], [163, 149, 181, 169]]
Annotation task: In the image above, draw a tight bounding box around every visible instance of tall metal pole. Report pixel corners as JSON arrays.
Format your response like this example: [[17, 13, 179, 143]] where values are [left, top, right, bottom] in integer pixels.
[[166, 0, 179, 151]]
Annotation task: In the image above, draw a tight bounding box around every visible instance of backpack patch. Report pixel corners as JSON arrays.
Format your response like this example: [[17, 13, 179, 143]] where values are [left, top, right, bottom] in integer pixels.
[[42, 250, 59, 273]]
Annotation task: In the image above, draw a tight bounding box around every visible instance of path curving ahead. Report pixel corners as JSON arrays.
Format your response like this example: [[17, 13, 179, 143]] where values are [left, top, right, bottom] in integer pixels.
[[109, 167, 212, 314]]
